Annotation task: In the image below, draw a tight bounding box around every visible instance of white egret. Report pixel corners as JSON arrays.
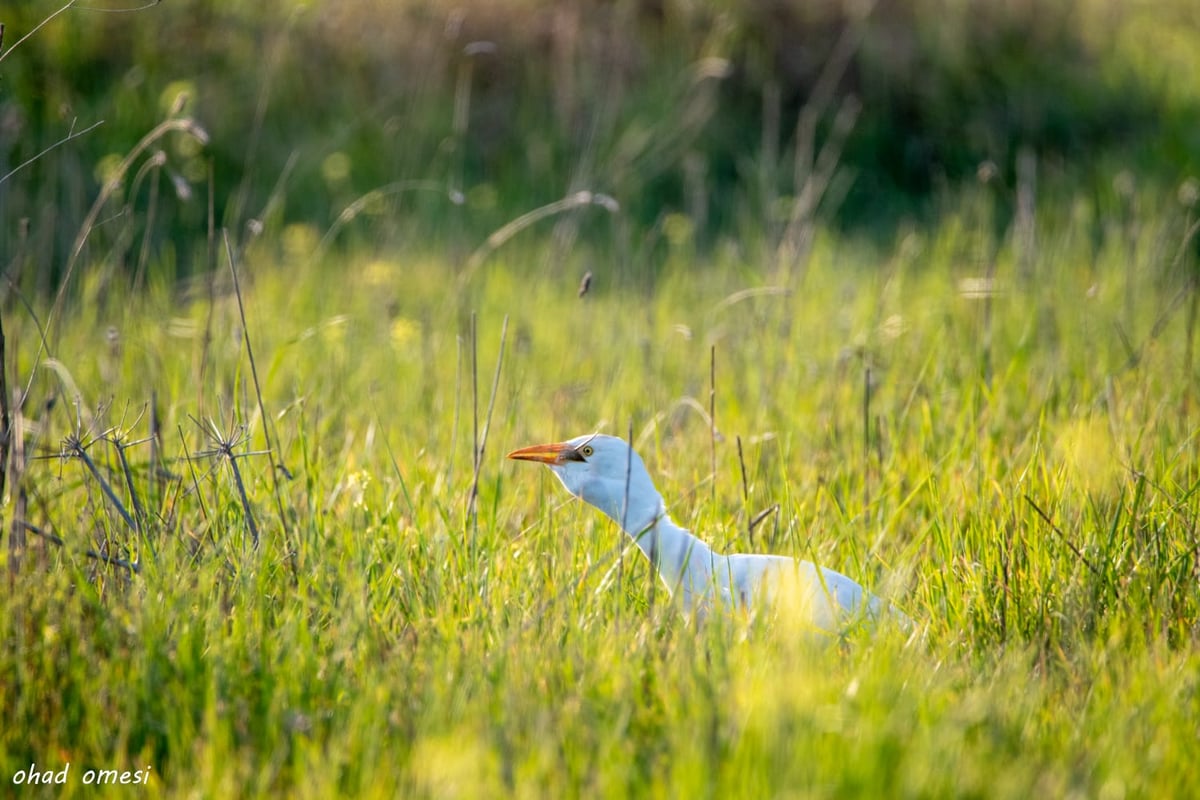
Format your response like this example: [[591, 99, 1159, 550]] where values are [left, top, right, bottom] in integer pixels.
[[508, 433, 906, 633]]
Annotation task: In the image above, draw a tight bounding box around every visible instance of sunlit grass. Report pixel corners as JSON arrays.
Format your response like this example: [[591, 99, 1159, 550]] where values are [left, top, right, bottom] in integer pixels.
[[3, 0, 1200, 794], [2, 186, 1199, 797]]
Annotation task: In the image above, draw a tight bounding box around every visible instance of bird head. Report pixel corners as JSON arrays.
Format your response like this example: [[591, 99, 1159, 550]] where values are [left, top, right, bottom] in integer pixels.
[[507, 434, 664, 531]]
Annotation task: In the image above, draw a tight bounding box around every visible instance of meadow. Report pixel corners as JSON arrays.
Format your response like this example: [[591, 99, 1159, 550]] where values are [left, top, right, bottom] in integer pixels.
[[4, 1, 1200, 797], [4, 189, 1200, 797]]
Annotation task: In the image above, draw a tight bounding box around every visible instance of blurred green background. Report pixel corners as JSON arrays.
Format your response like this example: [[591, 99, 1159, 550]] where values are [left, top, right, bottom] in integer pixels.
[[3, 0, 1198, 292]]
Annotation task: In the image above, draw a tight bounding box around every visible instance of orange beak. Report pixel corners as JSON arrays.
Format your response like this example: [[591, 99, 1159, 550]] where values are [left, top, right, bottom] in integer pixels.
[[506, 441, 577, 465]]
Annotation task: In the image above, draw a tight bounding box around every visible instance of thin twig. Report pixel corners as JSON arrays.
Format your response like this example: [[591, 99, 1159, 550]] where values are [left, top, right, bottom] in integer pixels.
[[199, 162, 217, 418], [224, 231, 292, 563], [736, 435, 751, 546], [863, 365, 872, 515], [710, 344, 716, 507], [476, 316, 509, 494], [21, 521, 140, 574], [7, 399, 25, 576], [460, 190, 618, 285], [480, 316, 510, 451], [378, 423, 418, 523], [177, 423, 210, 525], [110, 437, 147, 538], [468, 313, 479, 546], [0, 2, 75, 65], [1023, 494, 1106, 582], [148, 389, 168, 501], [5, 278, 53, 415], [621, 420, 636, 626], [190, 416, 267, 550], [74, 1, 164, 13], [748, 504, 780, 537], [0, 119, 105, 186], [450, 334, 462, 486], [1113, 321, 1138, 370], [0, 307, 10, 501], [1000, 512, 1014, 642], [64, 436, 138, 533], [227, 454, 259, 550], [469, 314, 510, 562]]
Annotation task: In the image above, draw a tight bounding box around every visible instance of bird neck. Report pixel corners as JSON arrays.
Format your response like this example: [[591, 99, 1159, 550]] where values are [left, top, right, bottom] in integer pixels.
[[619, 508, 715, 607], [580, 471, 716, 608]]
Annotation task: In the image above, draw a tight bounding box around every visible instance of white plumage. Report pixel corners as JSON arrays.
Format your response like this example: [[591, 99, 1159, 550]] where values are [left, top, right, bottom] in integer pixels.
[[508, 434, 906, 633]]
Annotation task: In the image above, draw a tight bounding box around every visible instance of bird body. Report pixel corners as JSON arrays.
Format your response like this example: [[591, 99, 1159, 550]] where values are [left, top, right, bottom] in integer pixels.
[[508, 434, 899, 633]]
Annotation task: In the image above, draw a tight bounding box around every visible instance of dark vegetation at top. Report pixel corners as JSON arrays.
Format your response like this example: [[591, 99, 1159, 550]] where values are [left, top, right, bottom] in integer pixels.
[[1, 0, 1197, 290]]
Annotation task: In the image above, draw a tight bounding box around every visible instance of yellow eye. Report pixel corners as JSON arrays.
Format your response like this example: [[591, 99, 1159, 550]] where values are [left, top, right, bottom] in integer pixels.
[[580, 445, 594, 458]]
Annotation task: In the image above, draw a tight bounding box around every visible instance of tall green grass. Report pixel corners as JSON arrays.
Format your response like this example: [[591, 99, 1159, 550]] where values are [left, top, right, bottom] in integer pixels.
[[4, 2, 1200, 797], [2, 181, 1199, 795]]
